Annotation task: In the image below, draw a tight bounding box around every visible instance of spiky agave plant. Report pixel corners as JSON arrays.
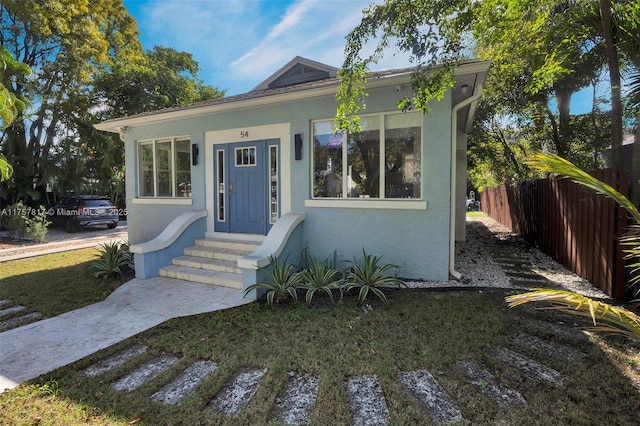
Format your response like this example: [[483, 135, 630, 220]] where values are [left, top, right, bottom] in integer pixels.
[[506, 289, 640, 341], [244, 255, 300, 307], [345, 249, 406, 306], [297, 256, 344, 307], [90, 240, 133, 280]]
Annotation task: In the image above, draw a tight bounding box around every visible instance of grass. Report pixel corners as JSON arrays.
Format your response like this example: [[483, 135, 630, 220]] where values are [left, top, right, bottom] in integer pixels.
[[0, 248, 125, 317], [466, 210, 487, 217], [1, 285, 640, 425]]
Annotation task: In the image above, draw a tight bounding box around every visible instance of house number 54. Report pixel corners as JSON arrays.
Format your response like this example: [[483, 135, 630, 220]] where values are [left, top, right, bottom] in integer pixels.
[[240, 130, 249, 139]]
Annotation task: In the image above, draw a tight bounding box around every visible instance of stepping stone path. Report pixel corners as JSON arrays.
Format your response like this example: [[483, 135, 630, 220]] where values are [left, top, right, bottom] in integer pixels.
[[83, 345, 148, 377], [512, 332, 586, 363], [208, 367, 266, 415], [80, 317, 590, 423], [452, 360, 526, 408], [0, 299, 43, 331], [152, 360, 218, 404], [274, 373, 319, 426], [345, 375, 390, 426], [398, 370, 463, 425], [112, 355, 179, 392], [491, 346, 565, 387]]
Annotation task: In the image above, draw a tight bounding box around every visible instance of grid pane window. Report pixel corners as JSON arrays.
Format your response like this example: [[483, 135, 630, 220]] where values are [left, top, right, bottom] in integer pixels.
[[139, 143, 154, 197], [385, 113, 421, 198], [175, 139, 192, 197], [347, 117, 380, 198], [137, 137, 192, 198], [156, 140, 172, 197], [312, 112, 422, 199], [313, 121, 343, 197]]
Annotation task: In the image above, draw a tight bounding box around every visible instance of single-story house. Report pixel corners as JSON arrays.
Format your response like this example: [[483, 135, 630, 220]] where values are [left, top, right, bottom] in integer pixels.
[[95, 56, 489, 298]]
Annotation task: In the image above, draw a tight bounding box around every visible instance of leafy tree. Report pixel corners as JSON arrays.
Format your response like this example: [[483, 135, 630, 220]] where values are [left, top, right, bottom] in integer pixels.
[[0, 46, 30, 181], [93, 45, 225, 118], [0, 1, 224, 206], [339, 0, 639, 191], [0, 0, 140, 204]]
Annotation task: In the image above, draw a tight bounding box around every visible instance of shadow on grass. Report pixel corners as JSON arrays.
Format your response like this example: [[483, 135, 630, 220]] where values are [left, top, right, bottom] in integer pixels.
[[0, 250, 127, 317], [5, 289, 638, 425]]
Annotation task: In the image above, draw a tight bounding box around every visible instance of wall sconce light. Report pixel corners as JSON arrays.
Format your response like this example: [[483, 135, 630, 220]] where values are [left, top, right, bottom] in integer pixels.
[[192, 143, 199, 166], [461, 84, 469, 94], [295, 133, 302, 160]]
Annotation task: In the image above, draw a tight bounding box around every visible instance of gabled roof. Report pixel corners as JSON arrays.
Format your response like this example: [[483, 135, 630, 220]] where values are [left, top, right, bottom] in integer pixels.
[[251, 56, 339, 91], [95, 59, 490, 134]]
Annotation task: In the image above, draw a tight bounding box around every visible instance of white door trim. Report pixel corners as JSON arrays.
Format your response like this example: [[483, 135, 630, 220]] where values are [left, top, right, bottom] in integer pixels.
[[205, 123, 291, 236]]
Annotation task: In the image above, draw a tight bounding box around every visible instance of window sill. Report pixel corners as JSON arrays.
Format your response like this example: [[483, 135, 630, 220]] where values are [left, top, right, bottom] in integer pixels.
[[305, 199, 427, 210], [132, 198, 193, 205]]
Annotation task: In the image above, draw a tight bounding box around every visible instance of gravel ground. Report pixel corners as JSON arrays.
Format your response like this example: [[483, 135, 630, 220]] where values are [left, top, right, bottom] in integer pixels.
[[406, 216, 611, 300]]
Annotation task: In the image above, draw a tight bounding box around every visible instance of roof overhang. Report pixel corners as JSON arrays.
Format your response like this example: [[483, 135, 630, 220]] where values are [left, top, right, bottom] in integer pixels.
[[95, 60, 490, 135]]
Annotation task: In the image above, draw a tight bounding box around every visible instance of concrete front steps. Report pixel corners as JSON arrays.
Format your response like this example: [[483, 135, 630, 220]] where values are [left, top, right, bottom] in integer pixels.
[[159, 237, 263, 289]]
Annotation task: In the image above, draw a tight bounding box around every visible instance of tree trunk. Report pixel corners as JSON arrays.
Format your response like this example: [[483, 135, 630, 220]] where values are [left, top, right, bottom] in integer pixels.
[[555, 85, 573, 157], [599, 0, 624, 170]]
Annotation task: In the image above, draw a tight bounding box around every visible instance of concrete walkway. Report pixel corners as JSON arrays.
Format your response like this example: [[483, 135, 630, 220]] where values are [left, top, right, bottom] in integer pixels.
[[0, 277, 252, 392]]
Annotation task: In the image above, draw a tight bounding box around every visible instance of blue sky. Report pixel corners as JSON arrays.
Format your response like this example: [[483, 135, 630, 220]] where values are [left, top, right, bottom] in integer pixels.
[[122, 0, 598, 114], [122, 0, 412, 95]]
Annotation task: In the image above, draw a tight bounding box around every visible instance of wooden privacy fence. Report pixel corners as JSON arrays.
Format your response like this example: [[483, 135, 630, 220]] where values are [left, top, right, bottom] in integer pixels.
[[480, 169, 629, 299]]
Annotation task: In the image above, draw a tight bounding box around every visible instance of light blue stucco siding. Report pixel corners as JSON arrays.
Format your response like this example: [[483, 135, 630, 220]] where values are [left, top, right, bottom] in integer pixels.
[[134, 216, 207, 279], [122, 90, 352, 244], [122, 83, 452, 281], [301, 94, 452, 281]]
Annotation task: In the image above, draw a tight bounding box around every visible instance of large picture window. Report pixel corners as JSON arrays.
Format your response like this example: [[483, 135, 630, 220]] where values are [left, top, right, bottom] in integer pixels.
[[312, 112, 421, 199], [137, 137, 192, 198]]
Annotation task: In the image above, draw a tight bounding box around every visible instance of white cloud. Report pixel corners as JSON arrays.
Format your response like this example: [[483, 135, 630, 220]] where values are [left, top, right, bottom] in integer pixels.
[[130, 0, 414, 94]]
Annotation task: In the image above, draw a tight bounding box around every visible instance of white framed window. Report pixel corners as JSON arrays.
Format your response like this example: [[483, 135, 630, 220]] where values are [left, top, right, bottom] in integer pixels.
[[216, 149, 225, 221], [312, 112, 422, 199], [235, 147, 256, 166], [269, 144, 279, 224], [137, 137, 192, 198]]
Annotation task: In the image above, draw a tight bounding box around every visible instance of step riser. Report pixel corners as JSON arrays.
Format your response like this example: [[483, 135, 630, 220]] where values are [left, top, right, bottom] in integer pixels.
[[184, 248, 250, 262], [173, 258, 242, 274], [160, 239, 256, 289], [159, 268, 242, 290], [196, 239, 261, 252]]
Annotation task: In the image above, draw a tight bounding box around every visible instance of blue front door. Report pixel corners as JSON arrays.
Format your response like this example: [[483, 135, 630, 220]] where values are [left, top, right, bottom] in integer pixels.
[[228, 141, 266, 234], [214, 139, 280, 235]]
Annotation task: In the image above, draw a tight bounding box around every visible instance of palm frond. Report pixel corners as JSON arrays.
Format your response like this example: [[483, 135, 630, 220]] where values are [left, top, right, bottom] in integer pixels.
[[506, 289, 640, 341]]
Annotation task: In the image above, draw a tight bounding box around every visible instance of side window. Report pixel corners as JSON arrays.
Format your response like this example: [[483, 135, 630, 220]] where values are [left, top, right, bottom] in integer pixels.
[[312, 112, 422, 199], [136, 137, 192, 198]]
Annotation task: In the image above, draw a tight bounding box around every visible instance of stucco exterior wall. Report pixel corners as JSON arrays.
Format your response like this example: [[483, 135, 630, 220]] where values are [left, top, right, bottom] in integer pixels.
[[301, 93, 452, 280], [122, 84, 453, 280]]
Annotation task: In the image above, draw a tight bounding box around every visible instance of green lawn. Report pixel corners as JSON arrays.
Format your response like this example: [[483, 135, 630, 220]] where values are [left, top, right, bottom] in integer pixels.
[[0, 248, 125, 317], [1, 252, 639, 425]]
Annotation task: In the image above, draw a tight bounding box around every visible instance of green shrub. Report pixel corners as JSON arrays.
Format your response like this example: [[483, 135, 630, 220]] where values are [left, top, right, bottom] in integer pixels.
[[90, 240, 133, 280], [25, 205, 51, 243], [1, 202, 50, 242], [345, 249, 406, 306], [244, 255, 300, 307], [297, 255, 344, 307], [2, 202, 28, 239]]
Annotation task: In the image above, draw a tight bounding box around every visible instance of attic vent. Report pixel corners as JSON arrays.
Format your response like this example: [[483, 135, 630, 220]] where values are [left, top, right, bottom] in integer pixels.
[[268, 64, 331, 89]]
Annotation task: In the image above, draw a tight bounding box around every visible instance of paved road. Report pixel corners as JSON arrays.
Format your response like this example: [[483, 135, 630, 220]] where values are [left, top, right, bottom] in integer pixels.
[[0, 221, 128, 262]]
